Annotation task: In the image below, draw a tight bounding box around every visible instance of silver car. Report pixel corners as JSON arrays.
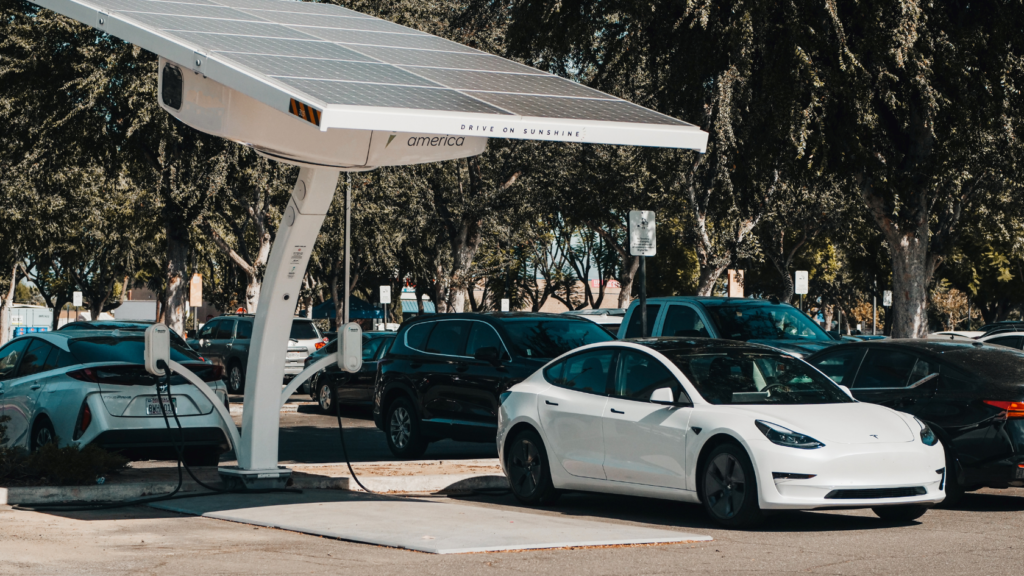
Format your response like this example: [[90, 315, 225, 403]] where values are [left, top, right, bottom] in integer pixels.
[[0, 330, 231, 466]]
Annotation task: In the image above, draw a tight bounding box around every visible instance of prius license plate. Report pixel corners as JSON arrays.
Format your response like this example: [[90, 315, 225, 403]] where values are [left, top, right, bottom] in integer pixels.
[[147, 397, 177, 415]]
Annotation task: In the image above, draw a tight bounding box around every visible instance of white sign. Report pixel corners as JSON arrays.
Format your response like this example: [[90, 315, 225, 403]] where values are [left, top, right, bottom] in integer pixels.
[[794, 271, 809, 295], [73, 291, 83, 307], [379, 285, 392, 304], [883, 290, 893, 306], [500, 298, 510, 312], [628, 210, 657, 256]]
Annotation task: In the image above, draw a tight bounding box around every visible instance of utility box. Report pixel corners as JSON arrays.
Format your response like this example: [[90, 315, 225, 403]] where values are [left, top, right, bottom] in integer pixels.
[[115, 300, 159, 321], [9, 305, 53, 340]]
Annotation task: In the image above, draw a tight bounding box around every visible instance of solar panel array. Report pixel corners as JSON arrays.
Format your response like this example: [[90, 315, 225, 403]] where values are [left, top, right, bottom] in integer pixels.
[[45, 0, 693, 127]]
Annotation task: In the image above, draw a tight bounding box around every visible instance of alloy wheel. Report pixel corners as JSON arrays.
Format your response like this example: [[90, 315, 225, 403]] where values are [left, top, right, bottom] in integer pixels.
[[229, 366, 243, 393], [508, 438, 543, 498], [34, 425, 54, 450], [319, 384, 333, 412], [704, 452, 747, 519], [390, 406, 411, 449]]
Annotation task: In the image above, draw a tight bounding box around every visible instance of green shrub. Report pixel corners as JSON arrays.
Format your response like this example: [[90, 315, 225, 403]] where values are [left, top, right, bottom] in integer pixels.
[[0, 415, 129, 486]]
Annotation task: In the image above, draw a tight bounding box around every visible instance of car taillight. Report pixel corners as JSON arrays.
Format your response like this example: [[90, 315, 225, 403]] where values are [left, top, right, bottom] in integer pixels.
[[323, 336, 329, 344], [73, 401, 92, 440], [68, 368, 99, 383], [984, 400, 1024, 419], [315, 342, 325, 350], [182, 363, 224, 382], [68, 364, 223, 384]]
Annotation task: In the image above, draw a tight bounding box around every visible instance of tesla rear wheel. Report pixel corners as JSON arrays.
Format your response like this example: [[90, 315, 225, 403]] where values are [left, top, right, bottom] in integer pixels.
[[385, 397, 427, 459], [31, 418, 56, 452], [318, 383, 335, 414], [700, 443, 763, 528], [506, 430, 559, 506], [227, 363, 245, 394], [873, 505, 928, 523]]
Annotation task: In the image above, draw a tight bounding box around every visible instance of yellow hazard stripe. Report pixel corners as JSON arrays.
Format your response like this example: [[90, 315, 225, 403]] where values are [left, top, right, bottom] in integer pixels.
[[289, 98, 321, 127]]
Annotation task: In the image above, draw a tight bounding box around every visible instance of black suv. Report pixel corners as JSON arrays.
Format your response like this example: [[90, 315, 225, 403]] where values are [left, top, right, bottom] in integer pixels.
[[373, 312, 613, 458]]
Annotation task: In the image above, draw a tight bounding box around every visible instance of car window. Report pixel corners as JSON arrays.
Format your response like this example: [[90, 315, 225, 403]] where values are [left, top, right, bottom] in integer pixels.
[[425, 321, 471, 356], [0, 339, 30, 379], [663, 349, 852, 404], [198, 320, 219, 339], [376, 338, 394, 359], [661, 306, 710, 338], [45, 347, 77, 370], [16, 339, 54, 378], [465, 322, 505, 358], [362, 338, 385, 361], [908, 357, 940, 384], [809, 348, 865, 384], [624, 305, 661, 338], [290, 321, 320, 340], [215, 320, 236, 340], [543, 360, 564, 385], [703, 302, 830, 341], [939, 366, 977, 391], [67, 336, 201, 363], [852, 349, 917, 388], [502, 319, 613, 359], [614, 350, 686, 402], [988, 336, 1022, 349], [405, 322, 433, 351], [235, 320, 253, 339], [556, 349, 614, 394]]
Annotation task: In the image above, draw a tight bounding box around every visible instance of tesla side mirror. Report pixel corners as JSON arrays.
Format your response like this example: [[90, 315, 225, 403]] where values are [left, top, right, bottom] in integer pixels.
[[650, 387, 675, 403], [838, 384, 855, 399], [474, 346, 501, 366]]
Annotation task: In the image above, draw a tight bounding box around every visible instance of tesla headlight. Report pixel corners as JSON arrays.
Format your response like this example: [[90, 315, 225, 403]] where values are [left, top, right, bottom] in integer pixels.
[[915, 417, 939, 446], [755, 420, 825, 449]]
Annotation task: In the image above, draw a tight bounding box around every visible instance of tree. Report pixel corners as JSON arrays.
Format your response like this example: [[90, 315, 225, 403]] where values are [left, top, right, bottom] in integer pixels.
[[807, 0, 1024, 337]]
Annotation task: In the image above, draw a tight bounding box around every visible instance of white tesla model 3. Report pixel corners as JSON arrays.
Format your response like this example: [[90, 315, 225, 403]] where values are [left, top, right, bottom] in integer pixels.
[[497, 339, 946, 527]]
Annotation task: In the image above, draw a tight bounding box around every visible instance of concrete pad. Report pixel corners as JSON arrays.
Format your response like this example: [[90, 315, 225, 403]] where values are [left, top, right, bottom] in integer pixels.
[[150, 491, 711, 554]]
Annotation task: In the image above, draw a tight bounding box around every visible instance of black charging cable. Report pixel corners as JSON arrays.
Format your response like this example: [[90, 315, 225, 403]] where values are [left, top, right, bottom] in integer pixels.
[[335, 386, 374, 494], [15, 361, 299, 512]]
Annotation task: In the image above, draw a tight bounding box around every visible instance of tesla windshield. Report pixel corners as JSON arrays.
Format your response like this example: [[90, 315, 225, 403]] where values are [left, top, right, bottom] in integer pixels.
[[501, 319, 613, 359], [663, 350, 852, 404], [704, 303, 829, 342]]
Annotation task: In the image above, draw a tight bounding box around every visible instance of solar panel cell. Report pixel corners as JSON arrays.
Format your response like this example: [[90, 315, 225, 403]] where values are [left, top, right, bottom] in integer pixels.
[[277, 79, 511, 114], [224, 53, 441, 87], [238, 9, 428, 35], [211, 0, 373, 18], [173, 32, 377, 60], [405, 68, 615, 99], [350, 46, 545, 75], [125, 12, 320, 38], [467, 92, 691, 126], [104, 0, 250, 19], [295, 27, 479, 53]]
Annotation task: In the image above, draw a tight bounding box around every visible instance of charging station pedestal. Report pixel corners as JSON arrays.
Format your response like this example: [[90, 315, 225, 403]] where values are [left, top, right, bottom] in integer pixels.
[[218, 467, 293, 490]]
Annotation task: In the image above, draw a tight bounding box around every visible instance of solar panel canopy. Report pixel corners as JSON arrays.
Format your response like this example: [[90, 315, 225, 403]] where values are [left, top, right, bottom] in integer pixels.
[[32, 0, 708, 167]]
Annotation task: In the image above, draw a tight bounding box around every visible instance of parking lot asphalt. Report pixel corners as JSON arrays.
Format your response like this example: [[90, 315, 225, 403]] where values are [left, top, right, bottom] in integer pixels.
[[3, 397, 1022, 575]]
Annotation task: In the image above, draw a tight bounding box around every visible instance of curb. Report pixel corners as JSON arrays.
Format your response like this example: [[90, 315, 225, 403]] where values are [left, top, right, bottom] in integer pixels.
[[1, 472, 507, 505], [229, 402, 315, 416]]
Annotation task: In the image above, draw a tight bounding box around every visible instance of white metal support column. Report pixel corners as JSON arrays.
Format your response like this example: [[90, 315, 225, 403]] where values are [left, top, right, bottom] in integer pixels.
[[237, 167, 339, 472]]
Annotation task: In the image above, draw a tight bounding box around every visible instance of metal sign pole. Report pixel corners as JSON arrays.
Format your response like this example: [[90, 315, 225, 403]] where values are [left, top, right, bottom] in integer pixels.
[[639, 256, 647, 337], [344, 173, 352, 326]]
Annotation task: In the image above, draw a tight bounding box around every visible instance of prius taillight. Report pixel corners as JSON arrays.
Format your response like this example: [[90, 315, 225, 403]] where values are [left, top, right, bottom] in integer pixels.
[[73, 402, 92, 440], [983, 400, 1024, 419], [68, 364, 223, 384]]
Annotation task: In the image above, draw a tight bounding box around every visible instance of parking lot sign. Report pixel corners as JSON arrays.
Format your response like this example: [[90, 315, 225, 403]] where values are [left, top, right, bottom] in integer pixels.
[[883, 290, 893, 306], [501, 298, 510, 312], [73, 291, 82, 307], [379, 285, 391, 304], [628, 211, 656, 256], [794, 271, 808, 295], [189, 274, 203, 307]]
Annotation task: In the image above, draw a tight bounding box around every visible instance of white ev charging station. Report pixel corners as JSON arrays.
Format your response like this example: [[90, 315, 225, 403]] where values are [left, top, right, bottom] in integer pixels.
[[32, 0, 709, 488]]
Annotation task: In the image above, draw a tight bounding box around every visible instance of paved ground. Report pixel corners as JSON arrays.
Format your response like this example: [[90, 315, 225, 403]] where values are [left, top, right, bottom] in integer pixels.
[[3, 398, 1023, 574]]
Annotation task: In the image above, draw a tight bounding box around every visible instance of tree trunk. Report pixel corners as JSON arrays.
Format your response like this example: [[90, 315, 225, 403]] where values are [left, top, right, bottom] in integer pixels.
[[888, 233, 931, 338], [822, 304, 834, 332], [0, 264, 17, 346], [696, 263, 729, 297], [617, 255, 639, 308], [165, 217, 189, 335], [245, 273, 261, 313]]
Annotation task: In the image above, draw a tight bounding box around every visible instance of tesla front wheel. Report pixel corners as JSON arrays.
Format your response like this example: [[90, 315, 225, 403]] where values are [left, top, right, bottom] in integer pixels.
[[385, 397, 427, 459], [227, 363, 245, 394], [700, 443, 763, 528], [318, 383, 335, 414], [873, 505, 928, 523], [506, 430, 559, 506]]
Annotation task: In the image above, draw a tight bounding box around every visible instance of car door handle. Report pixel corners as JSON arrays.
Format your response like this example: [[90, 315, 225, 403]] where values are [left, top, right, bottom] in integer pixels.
[[30, 385, 42, 390], [611, 408, 625, 414], [545, 400, 558, 406], [226, 343, 233, 349]]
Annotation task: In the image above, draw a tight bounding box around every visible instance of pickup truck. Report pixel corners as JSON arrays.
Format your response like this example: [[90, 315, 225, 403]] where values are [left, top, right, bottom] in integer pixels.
[[616, 296, 837, 358]]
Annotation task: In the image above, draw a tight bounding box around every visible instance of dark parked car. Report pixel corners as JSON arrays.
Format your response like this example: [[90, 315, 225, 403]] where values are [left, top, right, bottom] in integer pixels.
[[807, 340, 1024, 504], [60, 320, 199, 354], [980, 321, 1024, 337], [374, 312, 614, 458], [186, 315, 324, 394], [307, 332, 396, 413]]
